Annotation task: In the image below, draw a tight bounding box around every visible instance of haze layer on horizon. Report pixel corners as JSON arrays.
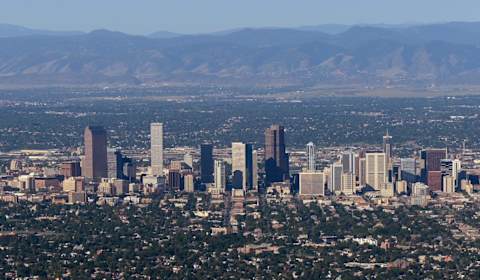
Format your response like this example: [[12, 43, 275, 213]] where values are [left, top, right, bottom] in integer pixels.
[[2, 0, 480, 34]]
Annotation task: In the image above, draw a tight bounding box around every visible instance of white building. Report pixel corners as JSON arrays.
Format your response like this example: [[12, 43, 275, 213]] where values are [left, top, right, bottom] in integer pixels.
[[214, 160, 226, 191], [341, 173, 355, 195], [442, 175, 455, 193], [306, 142, 316, 172], [184, 174, 194, 192], [299, 172, 325, 196], [150, 123, 164, 176], [365, 152, 386, 190]]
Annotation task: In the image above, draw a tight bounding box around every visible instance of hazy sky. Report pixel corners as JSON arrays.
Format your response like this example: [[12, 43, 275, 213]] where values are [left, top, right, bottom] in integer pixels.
[[1, 0, 480, 34]]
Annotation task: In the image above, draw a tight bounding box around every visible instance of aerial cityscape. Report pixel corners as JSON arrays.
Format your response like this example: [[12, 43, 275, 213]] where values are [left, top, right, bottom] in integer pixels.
[[3, 0, 480, 279]]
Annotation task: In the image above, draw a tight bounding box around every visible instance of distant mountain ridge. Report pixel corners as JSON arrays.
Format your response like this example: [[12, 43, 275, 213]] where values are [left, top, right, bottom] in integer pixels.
[[0, 23, 84, 37], [2, 22, 480, 87]]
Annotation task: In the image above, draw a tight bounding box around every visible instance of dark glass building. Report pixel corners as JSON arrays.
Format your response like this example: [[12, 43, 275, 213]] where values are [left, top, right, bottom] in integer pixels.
[[265, 125, 289, 185], [421, 148, 447, 192], [83, 126, 108, 181], [200, 143, 214, 184]]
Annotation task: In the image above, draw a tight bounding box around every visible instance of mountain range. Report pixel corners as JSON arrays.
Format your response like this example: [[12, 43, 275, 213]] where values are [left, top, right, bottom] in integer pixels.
[[2, 22, 480, 88]]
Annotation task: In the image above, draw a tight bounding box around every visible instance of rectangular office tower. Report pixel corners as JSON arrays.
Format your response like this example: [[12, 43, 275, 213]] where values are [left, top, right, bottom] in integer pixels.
[[265, 125, 289, 184], [341, 151, 356, 175], [299, 172, 325, 196], [214, 160, 226, 191], [107, 148, 124, 179], [232, 142, 254, 191], [306, 142, 316, 172], [83, 126, 108, 181], [150, 123, 163, 177], [200, 144, 214, 184], [328, 163, 343, 193], [61, 161, 81, 178], [365, 152, 386, 190], [421, 148, 447, 192]]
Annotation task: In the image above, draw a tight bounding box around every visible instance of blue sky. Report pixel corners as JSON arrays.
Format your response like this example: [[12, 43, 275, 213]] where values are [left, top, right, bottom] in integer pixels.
[[1, 0, 480, 34]]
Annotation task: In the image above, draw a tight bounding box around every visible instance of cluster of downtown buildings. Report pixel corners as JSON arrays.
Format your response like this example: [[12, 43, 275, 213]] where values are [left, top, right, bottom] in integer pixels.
[[0, 122, 477, 206]]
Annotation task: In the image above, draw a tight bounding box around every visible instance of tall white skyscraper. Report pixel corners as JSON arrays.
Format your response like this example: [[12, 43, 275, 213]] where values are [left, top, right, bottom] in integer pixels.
[[452, 159, 462, 185], [306, 142, 316, 172], [150, 123, 163, 177], [231, 142, 254, 191], [214, 160, 226, 191], [366, 152, 386, 190], [383, 131, 393, 163], [232, 142, 246, 189]]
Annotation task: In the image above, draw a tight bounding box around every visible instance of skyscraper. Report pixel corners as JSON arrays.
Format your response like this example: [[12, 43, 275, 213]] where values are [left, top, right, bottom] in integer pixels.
[[299, 172, 325, 196], [214, 160, 226, 191], [183, 153, 193, 169], [329, 163, 343, 193], [150, 123, 163, 177], [306, 142, 316, 172], [342, 173, 355, 195], [200, 143, 214, 184], [61, 161, 81, 178], [359, 157, 366, 186], [452, 159, 462, 186], [421, 148, 447, 192], [383, 130, 393, 163], [252, 150, 258, 191], [83, 126, 108, 181], [265, 125, 289, 184], [341, 151, 356, 175], [107, 148, 124, 179], [365, 152, 386, 190], [400, 158, 417, 183], [232, 142, 254, 191]]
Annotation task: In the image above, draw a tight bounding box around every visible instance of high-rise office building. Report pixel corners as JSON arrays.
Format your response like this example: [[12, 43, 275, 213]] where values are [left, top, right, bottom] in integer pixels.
[[341, 151, 356, 175], [383, 131, 393, 164], [265, 125, 289, 184], [168, 170, 182, 190], [252, 150, 258, 191], [214, 160, 226, 191], [232, 142, 254, 191], [359, 157, 366, 186], [341, 173, 355, 195], [107, 148, 124, 179], [150, 123, 164, 177], [441, 159, 453, 176], [306, 142, 316, 172], [365, 152, 386, 190], [183, 153, 193, 169], [200, 144, 214, 184], [299, 172, 325, 196], [61, 161, 81, 178], [421, 148, 447, 191], [452, 159, 462, 186], [400, 158, 417, 184], [183, 174, 194, 193], [83, 126, 108, 181], [122, 159, 136, 182], [328, 163, 343, 193], [443, 175, 455, 193]]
